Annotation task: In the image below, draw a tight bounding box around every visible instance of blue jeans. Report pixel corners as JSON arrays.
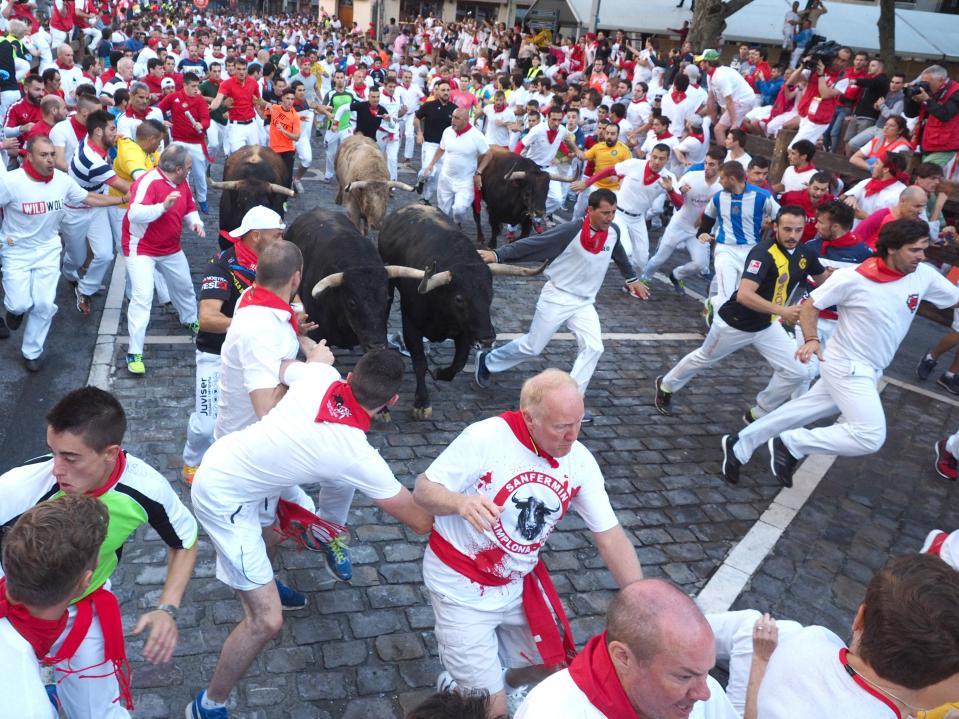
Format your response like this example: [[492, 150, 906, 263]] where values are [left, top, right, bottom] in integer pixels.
[[824, 106, 850, 152]]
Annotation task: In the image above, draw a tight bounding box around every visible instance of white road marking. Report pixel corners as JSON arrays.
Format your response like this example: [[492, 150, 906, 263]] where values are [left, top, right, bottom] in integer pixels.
[[496, 332, 703, 342], [87, 256, 127, 389]]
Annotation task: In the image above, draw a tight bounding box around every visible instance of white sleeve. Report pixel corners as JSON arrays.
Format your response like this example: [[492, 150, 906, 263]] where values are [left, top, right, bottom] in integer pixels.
[[48, 122, 67, 149], [337, 451, 403, 500], [66, 176, 90, 205], [126, 176, 166, 224], [922, 269, 959, 310], [424, 423, 488, 494], [809, 268, 855, 311], [570, 453, 619, 533], [475, 131, 490, 155]]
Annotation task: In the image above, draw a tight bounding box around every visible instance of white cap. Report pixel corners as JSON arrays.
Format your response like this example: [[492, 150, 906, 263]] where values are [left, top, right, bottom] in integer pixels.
[[161, 77, 176, 88], [231, 206, 286, 236]]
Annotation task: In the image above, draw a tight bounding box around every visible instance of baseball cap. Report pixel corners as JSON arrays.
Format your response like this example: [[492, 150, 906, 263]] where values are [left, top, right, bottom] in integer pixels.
[[161, 77, 175, 88], [232, 206, 286, 236], [694, 49, 720, 63]]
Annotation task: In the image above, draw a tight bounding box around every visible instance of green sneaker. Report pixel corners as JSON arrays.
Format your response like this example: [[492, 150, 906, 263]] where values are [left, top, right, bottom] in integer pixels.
[[183, 321, 199, 335], [127, 353, 145, 375]]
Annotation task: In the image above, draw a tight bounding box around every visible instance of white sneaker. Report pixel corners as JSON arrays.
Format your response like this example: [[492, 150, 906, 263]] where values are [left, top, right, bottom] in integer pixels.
[[436, 670, 458, 693], [506, 684, 531, 716], [293, 179, 305, 193]]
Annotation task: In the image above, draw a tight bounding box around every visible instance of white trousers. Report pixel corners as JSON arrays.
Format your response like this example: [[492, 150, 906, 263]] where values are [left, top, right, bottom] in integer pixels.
[[719, 97, 758, 129], [325, 129, 346, 180], [707, 610, 804, 715], [545, 178, 564, 216], [947, 429, 959, 459], [712, 244, 754, 308], [766, 109, 798, 138], [732, 355, 886, 464], [421, 141, 443, 201], [485, 282, 603, 395], [81, 26, 102, 52], [62, 206, 114, 296], [125, 251, 197, 355], [50, 27, 69, 47], [378, 135, 400, 180], [1, 243, 59, 360], [643, 220, 710, 281], [178, 141, 208, 204], [792, 318, 837, 398], [614, 208, 649, 273], [182, 350, 221, 467], [661, 315, 806, 417], [223, 121, 260, 156], [790, 117, 830, 148], [50, 602, 130, 719], [295, 113, 314, 169], [437, 173, 474, 225], [401, 113, 416, 160], [207, 121, 224, 156]]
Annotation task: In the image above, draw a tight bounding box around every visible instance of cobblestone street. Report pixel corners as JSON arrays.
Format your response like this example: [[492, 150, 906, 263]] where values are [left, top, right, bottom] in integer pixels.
[[2, 134, 959, 718]]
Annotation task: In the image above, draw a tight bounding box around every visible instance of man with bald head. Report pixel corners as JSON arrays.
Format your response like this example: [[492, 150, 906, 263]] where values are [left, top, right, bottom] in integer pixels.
[[516, 579, 739, 719], [421, 106, 491, 226], [54, 44, 84, 108], [854, 185, 929, 249], [414, 369, 643, 718]]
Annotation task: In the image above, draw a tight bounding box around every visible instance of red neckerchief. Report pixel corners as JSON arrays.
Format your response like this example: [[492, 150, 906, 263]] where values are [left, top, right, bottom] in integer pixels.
[[84, 137, 108, 159], [688, 131, 704, 143], [577, 215, 609, 256], [546, 128, 559, 143], [353, 83, 366, 98], [820, 231, 863, 255], [237, 285, 299, 335], [124, 106, 149, 120], [234, 240, 257, 272], [314, 380, 371, 431], [794, 163, 816, 174], [428, 530, 576, 666], [670, 89, 686, 104], [654, 130, 672, 140], [568, 632, 639, 719], [368, 104, 382, 119], [84, 450, 126, 498], [862, 176, 898, 197], [454, 123, 471, 136], [0, 578, 68, 658], [499, 409, 559, 468], [69, 115, 86, 141], [856, 256, 905, 283], [55, 60, 74, 71], [493, 103, 505, 112], [22, 160, 52, 183], [630, 97, 647, 105], [643, 163, 661, 186], [839, 649, 903, 719], [926, 531, 948, 556]]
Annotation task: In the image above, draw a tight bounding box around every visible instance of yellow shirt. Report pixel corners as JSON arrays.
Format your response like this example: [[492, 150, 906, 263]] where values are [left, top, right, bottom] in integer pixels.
[[921, 703, 959, 719], [583, 141, 632, 190], [111, 136, 159, 208]]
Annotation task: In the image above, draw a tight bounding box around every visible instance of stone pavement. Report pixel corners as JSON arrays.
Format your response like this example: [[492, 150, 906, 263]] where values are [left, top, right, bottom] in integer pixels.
[[6, 132, 959, 718]]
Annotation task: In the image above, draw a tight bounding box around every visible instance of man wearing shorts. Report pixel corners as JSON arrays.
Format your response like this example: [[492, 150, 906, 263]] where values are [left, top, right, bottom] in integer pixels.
[[413, 369, 643, 718]]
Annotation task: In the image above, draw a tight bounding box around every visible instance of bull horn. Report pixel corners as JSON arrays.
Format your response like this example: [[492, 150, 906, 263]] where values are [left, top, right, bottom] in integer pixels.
[[345, 181, 371, 192], [418, 270, 453, 294], [505, 170, 527, 181], [311, 272, 345, 296], [488, 260, 549, 277], [547, 173, 575, 183], [268, 183, 296, 197], [384, 265, 426, 280], [209, 179, 241, 190], [386, 181, 416, 192]]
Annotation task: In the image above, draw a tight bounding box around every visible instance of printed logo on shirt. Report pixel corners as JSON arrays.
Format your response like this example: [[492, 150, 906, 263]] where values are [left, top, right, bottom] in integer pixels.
[[747, 260, 763, 273], [202, 277, 229, 291], [489, 471, 576, 554], [21, 199, 64, 215], [798, 256, 808, 270], [906, 293, 919, 312]]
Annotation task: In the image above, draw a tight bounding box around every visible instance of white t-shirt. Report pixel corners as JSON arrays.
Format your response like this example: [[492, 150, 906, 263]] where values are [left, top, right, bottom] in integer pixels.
[[422, 415, 618, 611], [674, 135, 706, 166], [846, 179, 907, 221], [521, 122, 569, 170], [781, 165, 818, 192], [757, 626, 899, 719], [214, 300, 300, 439], [640, 132, 679, 160], [672, 170, 722, 229], [47, 120, 79, 168], [614, 158, 677, 216], [811, 262, 959, 371], [194, 362, 401, 510], [625, 98, 651, 129], [0, 620, 57, 719], [660, 93, 698, 138], [725, 150, 752, 170], [483, 104, 515, 147], [579, 106, 599, 137], [515, 665, 738, 719], [0, 168, 88, 262], [398, 82, 424, 115], [438, 125, 490, 182], [709, 66, 756, 107]]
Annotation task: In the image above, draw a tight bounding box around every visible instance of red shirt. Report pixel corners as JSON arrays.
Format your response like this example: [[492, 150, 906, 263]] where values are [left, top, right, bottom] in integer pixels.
[[123, 168, 198, 257], [854, 208, 894, 249], [780, 189, 834, 242], [164, 71, 184, 91], [218, 76, 260, 121], [19, 119, 53, 156], [5, 99, 43, 130], [143, 74, 164, 97], [157, 90, 211, 142]]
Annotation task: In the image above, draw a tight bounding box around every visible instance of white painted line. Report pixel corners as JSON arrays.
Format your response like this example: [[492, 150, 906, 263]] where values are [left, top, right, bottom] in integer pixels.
[[880, 375, 959, 409], [496, 332, 703, 342], [653, 272, 708, 302], [87, 256, 126, 389], [117, 335, 196, 345]]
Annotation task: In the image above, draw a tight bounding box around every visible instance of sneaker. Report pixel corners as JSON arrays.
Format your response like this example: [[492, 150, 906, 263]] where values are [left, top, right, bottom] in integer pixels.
[[505, 229, 517, 242], [127, 353, 146, 375], [185, 689, 229, 719], [934, 440, 958, 481], [275, 579, 308, 610], [938, 374, 959, 396], [921, 528, 948, 553], [75, 286, 91, 316], [23, 354, 43, 372], [387, 332, 411, 357], [768, 437, 799, 488], [0, 316, 8, 339], [320, 534, 353, 582], [654, 375, 671, 416], [703, 298, 714, 328], [4, 311, 22, 331], [581, 411, 594, 424], [182, 464, 198, 486], [721, 434, 741, 485], [916, 353, 938, 381], [198, 201, 209, 214], [293, 179, 305, 194], [474, 349, 491, 388], [436, 670, 458, 693], [743, 408, 757, 425], [183, 321, 200, 335], [506, 684, 532, 715], [668, 270, 686, 295]]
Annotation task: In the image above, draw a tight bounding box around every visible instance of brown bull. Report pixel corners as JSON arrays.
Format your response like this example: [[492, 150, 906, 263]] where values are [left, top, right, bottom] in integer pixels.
[[334, 134, 413, 235]]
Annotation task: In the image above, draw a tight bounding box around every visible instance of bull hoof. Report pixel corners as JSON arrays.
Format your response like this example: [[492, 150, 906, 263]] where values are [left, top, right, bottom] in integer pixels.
[[412, 406, 433, 421], [371, 409, 393, 429]]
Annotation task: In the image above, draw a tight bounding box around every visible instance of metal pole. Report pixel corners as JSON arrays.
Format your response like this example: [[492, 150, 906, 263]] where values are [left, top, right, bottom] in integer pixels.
[[589, 0, 601, 33]]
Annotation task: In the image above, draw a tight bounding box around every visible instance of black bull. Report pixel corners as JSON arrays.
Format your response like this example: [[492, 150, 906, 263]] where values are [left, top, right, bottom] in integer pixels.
[[211, 145, 296, 250], [474, 148, 575, 248], [378, 205, 546, 421]]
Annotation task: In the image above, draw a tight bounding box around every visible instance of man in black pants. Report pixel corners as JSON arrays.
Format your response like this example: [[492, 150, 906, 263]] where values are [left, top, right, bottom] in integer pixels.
[[414, 80, 456, 204]]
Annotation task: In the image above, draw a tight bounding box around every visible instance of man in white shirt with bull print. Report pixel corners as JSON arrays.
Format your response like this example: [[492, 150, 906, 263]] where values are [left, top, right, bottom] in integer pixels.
[[414, 369, 644, 719]]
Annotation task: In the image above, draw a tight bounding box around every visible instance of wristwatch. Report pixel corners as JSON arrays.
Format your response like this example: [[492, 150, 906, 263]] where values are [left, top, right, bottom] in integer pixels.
[[156, 604, 179, 621]]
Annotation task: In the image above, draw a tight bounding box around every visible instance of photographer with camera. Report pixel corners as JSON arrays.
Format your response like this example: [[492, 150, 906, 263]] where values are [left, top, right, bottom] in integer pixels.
[[786, 43, 850, 149], [905, 65, 959, 175]]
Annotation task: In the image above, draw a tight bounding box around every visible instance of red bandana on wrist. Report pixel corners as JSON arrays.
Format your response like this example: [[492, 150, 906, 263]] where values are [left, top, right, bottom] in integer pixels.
[[568, 632, 640, 719], [314, 380, 371, 431], [22, 160, 52, 183], [499, 409, 560, 468], [643, 163, 661, 186], [856, 256, 905, 283], [237, 285, 299, 335], [578, 215, 609, 255]]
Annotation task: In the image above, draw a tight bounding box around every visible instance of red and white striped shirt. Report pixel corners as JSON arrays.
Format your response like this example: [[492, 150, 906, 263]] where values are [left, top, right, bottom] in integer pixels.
[[122, 168, 199, 257]]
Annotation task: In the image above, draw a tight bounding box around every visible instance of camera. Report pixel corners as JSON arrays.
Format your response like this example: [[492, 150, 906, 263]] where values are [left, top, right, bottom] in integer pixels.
[[904, 81, 932, 99], [802, 40, 841, 71]]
